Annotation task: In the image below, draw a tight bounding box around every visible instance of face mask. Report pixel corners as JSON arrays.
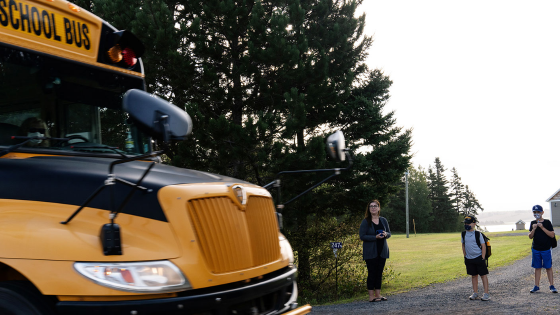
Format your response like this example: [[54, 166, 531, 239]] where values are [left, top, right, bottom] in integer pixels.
[[534, 213, 541, 219], [27, 132, 43, 145], [464, 225, 472, 231]]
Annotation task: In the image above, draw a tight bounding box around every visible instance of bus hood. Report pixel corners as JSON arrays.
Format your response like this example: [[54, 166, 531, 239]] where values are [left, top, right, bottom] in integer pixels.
[[0, 155, 246, 222], [0, 155, 249, 261]]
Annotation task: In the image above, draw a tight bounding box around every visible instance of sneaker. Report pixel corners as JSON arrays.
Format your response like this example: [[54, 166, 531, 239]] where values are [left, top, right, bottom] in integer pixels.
[[469, 292, 478, 300], [550, 285, 558, 293], [481, 293, 490, 301], [530, 286, 540, 293]]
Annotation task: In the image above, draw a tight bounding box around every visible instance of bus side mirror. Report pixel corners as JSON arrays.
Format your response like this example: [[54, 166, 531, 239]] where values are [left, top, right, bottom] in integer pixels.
[[123, 89, 192, 143], [326, 131, 346, 162]]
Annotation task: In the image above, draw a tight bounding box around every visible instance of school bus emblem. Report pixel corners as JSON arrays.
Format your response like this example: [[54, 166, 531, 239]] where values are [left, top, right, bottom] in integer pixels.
[[231, 185, 247, 206]]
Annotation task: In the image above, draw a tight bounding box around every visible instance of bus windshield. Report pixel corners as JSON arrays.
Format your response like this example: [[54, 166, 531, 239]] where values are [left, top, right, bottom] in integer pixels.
[[0, 46, 150, 156]]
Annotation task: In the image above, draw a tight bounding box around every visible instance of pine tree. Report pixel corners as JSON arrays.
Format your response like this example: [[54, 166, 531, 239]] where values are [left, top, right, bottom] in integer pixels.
[[275, 0, 412, 284], [76, 0, 413, 284], [450, 167, 465, 215], [383, 177, 406, 232], [408, 166, 433, 233], [463, 185, 484, 217], [427, 158, 459, 232]]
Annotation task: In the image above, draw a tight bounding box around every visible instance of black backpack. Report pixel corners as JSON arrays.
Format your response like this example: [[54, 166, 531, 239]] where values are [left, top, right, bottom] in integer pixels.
[[462, 230, 491, 266], [531, 220, 556, 248]]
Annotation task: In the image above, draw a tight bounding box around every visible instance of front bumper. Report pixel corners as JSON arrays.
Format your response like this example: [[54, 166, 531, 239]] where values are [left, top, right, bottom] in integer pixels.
[[56, 266, 311, 315]]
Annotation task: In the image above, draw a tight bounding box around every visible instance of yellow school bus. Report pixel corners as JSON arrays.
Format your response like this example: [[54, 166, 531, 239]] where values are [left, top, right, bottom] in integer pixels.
[[0, 0, 316, 314]]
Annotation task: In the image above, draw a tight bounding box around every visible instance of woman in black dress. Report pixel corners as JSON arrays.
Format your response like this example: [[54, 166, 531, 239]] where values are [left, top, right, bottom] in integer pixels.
[[359, 199, 391, 302]]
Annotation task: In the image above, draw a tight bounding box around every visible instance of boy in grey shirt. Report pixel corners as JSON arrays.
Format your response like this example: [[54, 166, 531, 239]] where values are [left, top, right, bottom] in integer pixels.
[[461, 215, 490, 301]]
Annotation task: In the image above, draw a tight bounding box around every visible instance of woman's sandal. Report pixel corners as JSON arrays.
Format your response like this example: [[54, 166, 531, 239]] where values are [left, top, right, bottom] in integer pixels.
[[379, 296, 388, 301], [369, 298, 382, 302]]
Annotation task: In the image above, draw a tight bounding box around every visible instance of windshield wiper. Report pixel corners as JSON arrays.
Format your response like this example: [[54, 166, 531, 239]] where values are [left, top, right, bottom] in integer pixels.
[[66, 145, 128, 158], [0, 136, 69, 158]]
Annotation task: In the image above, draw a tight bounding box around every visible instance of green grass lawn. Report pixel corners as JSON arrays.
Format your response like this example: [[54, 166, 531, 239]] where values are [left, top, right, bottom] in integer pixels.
[[329, 230, 533, 305], [381, 231, 532, 295]]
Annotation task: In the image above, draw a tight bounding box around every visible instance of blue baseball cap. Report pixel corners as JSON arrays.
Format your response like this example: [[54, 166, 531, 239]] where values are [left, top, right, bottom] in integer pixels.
[[532, 205, 543, 212], [464, 215, 477, 224]]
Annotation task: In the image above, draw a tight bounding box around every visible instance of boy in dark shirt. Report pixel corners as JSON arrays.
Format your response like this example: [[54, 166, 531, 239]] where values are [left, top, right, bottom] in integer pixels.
[[529, 205, 557, 293]]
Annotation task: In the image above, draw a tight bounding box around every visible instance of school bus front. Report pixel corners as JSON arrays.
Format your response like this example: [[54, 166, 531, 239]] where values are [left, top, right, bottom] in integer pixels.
[[0, 0, 311, 314]]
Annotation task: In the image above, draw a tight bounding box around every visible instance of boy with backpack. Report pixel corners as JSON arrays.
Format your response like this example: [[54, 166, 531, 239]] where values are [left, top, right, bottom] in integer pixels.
[[528, 205, 557, 293], [461, 215, 490, 301]]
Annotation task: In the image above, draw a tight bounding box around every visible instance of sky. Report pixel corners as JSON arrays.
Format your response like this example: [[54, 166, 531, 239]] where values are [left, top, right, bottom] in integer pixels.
[[358, 1, 560, 212]]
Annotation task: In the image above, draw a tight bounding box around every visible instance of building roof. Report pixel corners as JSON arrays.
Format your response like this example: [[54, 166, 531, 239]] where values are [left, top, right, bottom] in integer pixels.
[[516, 220, 525, 224], [546, 188, 560, 202]]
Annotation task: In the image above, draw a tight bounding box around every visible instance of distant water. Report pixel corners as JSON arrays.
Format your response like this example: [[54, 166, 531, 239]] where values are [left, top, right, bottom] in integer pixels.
[[482, 224, 524, 232]]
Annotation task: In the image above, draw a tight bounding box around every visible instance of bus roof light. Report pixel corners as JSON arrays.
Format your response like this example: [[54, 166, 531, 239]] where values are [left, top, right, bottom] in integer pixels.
[[105, 31, 144, 68], [122, 47, 137, 67], [68, 3, 81, 12], [107, 45, 123, 63]]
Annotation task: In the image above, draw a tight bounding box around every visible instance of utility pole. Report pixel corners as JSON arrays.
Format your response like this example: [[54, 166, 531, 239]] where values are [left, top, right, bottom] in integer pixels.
[[405, 170, 409, 238]]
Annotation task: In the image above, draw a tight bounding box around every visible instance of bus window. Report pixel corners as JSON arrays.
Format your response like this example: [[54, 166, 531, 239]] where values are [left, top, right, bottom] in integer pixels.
[[0, 46, 149, 155]]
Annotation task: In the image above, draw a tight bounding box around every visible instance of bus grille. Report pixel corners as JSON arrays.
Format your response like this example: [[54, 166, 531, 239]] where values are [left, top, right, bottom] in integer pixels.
[[188, 196, 281, 274]]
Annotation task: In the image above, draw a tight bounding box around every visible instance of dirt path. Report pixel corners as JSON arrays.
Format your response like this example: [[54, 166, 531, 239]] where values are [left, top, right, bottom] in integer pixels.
[[312, 230, 560, 314]]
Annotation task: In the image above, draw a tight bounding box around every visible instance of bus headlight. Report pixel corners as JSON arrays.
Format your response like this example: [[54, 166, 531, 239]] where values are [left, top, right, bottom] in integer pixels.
[[279, 234, 294, 264], [74, 261, 191, 293]]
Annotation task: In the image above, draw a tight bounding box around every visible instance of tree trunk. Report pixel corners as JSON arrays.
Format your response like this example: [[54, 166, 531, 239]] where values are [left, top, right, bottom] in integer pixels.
[[297, 130, 305, 151]]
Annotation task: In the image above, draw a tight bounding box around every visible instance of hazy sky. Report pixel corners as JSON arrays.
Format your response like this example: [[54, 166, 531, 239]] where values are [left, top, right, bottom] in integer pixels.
[[359, 1, 560, 212]]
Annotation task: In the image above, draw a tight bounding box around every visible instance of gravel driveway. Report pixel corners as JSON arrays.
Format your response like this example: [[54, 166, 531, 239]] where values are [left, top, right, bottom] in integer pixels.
[[312, 230, 560, 315]]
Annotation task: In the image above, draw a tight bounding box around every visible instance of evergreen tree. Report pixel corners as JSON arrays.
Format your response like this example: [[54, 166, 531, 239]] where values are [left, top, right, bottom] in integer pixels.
[[383, 176, 406, 232], [450, 167, 465, 214], [427, 158, 459, 232], [76, 0, 413, 284], [463, 185, 484, 217], [408, 166, 433, 233]]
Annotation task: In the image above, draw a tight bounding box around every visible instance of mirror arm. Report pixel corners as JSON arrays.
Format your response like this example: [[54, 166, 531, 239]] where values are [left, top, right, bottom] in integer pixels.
[[108, 150, 164, 173], [61, 150, 163, 224], [60, 184, 108, 224], [155, 114, 170, 143], [275, 149, 353, 177], [274, 150, 353, 178], [273, 149, 353, 210], [262, 180, 276, 189], [282, 172, 340, 207], [111, 162, 156, 222], [345, 149, 354, 169]]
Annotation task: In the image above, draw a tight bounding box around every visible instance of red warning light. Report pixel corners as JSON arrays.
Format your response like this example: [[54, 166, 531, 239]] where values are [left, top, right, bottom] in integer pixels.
[[103, 30, 144, 69], [122, 48, 137, 67]]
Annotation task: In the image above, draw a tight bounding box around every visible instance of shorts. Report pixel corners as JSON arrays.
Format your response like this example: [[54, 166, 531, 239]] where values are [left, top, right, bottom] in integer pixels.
[[465, 255, 488, 276], [532, 248, 552, 269]]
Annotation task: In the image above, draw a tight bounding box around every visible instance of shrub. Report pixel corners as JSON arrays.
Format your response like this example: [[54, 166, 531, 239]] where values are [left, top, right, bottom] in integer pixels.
[[293, 216, 400, 304]]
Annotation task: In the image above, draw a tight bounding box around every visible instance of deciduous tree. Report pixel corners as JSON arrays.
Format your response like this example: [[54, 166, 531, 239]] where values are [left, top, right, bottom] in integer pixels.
[[384, 165, 432, 233]]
